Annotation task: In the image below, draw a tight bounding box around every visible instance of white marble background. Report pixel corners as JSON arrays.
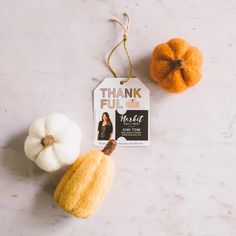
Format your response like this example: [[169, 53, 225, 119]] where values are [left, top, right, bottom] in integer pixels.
[[0, 0, 236, 235]]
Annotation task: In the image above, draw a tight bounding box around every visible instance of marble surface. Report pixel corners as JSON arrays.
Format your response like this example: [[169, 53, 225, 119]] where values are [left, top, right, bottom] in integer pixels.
[[1, 0, 236, 235]]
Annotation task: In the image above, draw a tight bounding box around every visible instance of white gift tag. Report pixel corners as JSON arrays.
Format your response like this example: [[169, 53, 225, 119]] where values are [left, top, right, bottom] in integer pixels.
[[94, 78, 150, 146]]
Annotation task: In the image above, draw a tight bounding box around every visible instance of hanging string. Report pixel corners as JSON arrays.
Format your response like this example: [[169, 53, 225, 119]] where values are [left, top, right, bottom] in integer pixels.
[[107, 13, 133, 84]]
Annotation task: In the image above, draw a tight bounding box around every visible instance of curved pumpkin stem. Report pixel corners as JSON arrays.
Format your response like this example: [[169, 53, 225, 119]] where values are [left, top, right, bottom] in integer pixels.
[[102, 139, 117, 156], [172, 59, 184, 69]]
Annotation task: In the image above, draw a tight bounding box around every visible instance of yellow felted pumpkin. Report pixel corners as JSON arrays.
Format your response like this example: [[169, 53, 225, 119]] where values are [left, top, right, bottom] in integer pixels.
[[54, 139, 117, 218], [150, 38, 203, 93]]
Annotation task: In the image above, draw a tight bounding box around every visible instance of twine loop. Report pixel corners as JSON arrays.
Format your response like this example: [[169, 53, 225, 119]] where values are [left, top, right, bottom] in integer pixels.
[[107, 13, 132, 84]]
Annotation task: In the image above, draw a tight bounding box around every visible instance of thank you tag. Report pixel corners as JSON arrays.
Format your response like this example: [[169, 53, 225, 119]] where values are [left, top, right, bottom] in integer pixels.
[[94, 78, 150, 146]]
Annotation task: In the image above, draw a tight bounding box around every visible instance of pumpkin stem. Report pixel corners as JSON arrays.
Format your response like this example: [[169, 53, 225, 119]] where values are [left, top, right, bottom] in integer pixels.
[[102, 139, 117, 156], [172, 59, 184, 69], [41, 135, 54, 147]]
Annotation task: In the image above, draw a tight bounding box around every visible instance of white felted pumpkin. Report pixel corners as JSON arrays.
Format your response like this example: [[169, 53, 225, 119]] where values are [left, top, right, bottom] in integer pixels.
[[24, 113, 82, 172]]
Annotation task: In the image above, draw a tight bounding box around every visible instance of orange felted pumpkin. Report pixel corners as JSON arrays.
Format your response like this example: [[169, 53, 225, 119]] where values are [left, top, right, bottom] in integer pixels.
[[150, 38, 203, 93]]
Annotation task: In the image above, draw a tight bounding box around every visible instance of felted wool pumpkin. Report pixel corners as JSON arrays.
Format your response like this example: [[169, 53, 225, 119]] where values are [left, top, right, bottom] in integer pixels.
[[24, 113, 82, 172], [150, 38, 203, 93], [54, 139, 117, 218]]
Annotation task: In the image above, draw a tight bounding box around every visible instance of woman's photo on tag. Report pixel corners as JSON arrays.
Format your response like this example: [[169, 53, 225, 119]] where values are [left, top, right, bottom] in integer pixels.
[[97, 112, 114, 140]]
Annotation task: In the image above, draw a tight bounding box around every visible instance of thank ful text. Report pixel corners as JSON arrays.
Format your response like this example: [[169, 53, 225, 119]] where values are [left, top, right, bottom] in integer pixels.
[[100, 88, 141, 109]]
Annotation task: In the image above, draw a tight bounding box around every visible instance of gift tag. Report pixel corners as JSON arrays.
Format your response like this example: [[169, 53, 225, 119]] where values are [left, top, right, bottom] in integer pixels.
[[94, 77, 150, 146], [94, 13, 150, 146]]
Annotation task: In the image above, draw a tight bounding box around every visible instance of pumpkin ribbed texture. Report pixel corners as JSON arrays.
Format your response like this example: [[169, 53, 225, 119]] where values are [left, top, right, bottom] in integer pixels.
[[150, 38, 203, 93], [54, 141, 116, 218]]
